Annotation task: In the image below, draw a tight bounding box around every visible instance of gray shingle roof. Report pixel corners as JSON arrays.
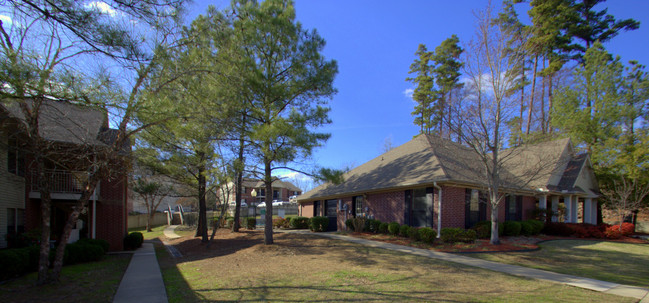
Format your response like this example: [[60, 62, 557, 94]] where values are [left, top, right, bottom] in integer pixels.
[[2, 99, 107, 146], [299, 135, 576, 201], [242, 178, 302, 192]]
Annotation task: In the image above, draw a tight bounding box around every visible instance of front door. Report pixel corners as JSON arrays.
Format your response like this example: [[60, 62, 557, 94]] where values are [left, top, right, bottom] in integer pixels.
[[325, 199, 338, 231]]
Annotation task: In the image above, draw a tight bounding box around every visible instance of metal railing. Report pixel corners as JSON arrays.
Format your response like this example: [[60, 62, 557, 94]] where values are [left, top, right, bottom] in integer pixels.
[[30, 170, 90, 194]]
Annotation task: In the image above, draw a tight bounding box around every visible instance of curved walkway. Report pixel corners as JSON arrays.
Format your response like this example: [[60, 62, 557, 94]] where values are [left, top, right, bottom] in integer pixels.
[[285, 230, 649, 302]]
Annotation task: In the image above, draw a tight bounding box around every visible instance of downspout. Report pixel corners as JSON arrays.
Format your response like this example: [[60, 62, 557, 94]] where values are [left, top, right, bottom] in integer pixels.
[[433, 182, 442, 238]]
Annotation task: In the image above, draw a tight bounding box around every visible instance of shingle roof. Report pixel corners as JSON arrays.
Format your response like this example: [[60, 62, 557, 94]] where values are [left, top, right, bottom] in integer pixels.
[[241, 178, 302, 192], [2, 99, 107, 146], [299, 135, 576, 201]]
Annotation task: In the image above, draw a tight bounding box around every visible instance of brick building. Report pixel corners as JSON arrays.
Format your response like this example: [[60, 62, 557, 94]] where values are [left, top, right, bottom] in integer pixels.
[[1, 99, 128, 251], [298, 135, 599, 233], [222, 178, 302, 206]]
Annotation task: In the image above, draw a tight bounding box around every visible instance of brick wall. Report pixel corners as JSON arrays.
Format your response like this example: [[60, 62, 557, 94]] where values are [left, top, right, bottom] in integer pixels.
[[97, 176, 127, 251], [367, 191, 405, 224], [336, 197, 353, 231], [439, 186, 466, 229], [522, 196, 537, 220]]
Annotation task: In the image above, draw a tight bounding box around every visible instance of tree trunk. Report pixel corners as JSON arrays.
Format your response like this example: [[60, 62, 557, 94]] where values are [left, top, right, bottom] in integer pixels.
[[233, 120, 246, 232], [547, 73, 554, 133], [197, 161, 208, 242], [36, 159, 52, 285], [526, 56, 537, 136], [540, 60, 547, 134], [490, 204, 500, 245], [50, 179, 98, 282], [264, 160, 273, 245]]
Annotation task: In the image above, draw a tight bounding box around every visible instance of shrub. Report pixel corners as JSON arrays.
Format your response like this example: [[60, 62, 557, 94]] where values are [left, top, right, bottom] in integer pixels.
[[407, 227, 420, 241], [246, 217, 256, 229], [367, 219, 382, 233], [473, 221, 504, 238], [64, 243, 104, 265], [183, 212, 198, 226], [440, 228, 462, 243], [345, 218, 353, 230], [521, 220, 544, 236], [273, 217, 290, 229], [542, 222, 573, 236], [309, 216, 329, 232], [0, 247, 30, 281], [387, 222, 400, 236], [503, 221, 522, 237], [290, 217, 310, 229], [378, 222, 389, 234], [399, 224, 410, 237], [611, 223, 635, 236], [226, 217, 235, 228], [76, 238, 110, 254], [351, 217, 367, 232], [458, 229, 477, 243], [418, 227, 436, 243], [123, 232, 144, 250], [568, 224, 605, 239]]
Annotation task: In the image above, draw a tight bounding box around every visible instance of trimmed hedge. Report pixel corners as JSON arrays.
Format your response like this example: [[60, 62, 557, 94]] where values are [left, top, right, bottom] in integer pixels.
[[440, 228, 476, 243], [378, 222, 389, 234], [418, 227, 436, 243], [367, 219, 382, 233], [0, 246, 33, 281], [123, 232, 144, 250], [290, 217, 310, 229], [399, 224, 410, 237], [387, 222, 400, 236], [64, 243, 104, 265], [76, 238, 110, 254], [407, 227, 420, 240], [345, 218, 353, 230], [503, 221, 522, 236], [521, 220, 544, 236], [309, 216, 329, 232], [472, 221, 504, 239], [542, 222, 573, 236]]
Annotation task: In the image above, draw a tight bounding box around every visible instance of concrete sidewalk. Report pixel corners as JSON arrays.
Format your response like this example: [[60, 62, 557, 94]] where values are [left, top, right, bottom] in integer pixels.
[[288, 230, 649, 302], [113, 242, 167, 303]]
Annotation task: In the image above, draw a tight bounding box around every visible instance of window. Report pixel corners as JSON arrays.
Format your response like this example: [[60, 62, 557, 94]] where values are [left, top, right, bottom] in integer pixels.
[[273, 189, 280, 199], [465, 189, 486, 229], [7, 138, 25, 176], [505, 195, 522, 221], [241, 186, 246, 194], [6, 208, 25, 234], [259, 189, 265, 197], [353, 196, 364, 217], [325, 199, 337, 217], [412, 188, 432, 227]]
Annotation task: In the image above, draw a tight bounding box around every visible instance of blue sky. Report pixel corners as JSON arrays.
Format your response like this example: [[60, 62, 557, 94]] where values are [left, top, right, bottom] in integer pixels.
[[192, 1, 649, 188]]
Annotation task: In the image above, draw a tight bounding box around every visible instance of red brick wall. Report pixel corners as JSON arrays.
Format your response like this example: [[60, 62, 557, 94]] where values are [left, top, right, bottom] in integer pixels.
[[367, 191, 405, 224], [336, 197, 353, 231], [522, 196, 537, 220], [25, 198, 40, 231], [440, 186, 466, 229], [98, 176, 127, 251]]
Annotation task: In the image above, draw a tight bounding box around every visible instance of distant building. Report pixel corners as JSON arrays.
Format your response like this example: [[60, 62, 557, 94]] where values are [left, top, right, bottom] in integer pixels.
[[221, 178, 302, 206]]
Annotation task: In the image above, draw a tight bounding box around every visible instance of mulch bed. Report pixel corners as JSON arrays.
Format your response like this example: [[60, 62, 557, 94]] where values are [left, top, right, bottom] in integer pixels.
[[343, 232, 647, 253]]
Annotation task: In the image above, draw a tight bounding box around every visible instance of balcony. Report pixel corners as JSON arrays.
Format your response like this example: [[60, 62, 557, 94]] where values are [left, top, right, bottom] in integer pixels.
[[29, 170, 99, 200]]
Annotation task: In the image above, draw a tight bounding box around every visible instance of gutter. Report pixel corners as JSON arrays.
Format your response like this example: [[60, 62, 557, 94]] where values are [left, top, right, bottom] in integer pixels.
[[433, 182, 442, 238]]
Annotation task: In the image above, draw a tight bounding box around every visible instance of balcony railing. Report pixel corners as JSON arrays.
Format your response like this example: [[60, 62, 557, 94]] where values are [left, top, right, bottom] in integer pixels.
[[30, 170, 91, 194]]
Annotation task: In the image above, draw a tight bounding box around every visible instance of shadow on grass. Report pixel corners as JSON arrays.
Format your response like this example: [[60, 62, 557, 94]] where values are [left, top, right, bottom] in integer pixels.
[[151, 239, 202, 303], [190, 274, 465, 302]]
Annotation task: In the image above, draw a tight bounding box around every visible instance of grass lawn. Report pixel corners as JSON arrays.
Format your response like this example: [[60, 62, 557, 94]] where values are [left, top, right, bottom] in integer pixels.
[[129, 224, 195, 240], [468, 239, 649, 287], [157, 231, 634, 302], [0, 254, 131, 303]]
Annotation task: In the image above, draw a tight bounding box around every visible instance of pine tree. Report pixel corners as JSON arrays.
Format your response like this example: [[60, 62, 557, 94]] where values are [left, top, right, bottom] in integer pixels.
[[406, 44, 435, 135]]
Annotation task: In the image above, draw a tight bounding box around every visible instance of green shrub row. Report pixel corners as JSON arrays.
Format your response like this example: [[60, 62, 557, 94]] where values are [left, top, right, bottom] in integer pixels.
[[290, 217, 310, 229], [309, 216, 329, 232], [440, 228, 477, 243], [0, 238, 109, 281]]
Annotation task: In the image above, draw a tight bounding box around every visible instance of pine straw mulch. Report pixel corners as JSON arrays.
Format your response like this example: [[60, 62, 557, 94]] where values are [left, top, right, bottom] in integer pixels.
[[342, 231, 647, 253]]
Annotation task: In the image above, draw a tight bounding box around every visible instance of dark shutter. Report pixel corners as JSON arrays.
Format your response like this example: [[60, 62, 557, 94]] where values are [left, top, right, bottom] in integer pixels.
[[404, 190, 412, 225], [426, 187, 434, 227], [516, 196, 523, 221], [465, 189, 471, 228]]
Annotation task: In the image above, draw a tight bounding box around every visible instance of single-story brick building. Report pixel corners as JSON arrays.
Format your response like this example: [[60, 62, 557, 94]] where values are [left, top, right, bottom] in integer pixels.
[[297, 135, 599, 233]]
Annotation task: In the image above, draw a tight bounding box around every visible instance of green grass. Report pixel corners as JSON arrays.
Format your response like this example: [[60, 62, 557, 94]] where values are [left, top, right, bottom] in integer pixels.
[[158, 234, 633, 302], [468, 239, 649, 287], [0, 254, 131, 303]]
